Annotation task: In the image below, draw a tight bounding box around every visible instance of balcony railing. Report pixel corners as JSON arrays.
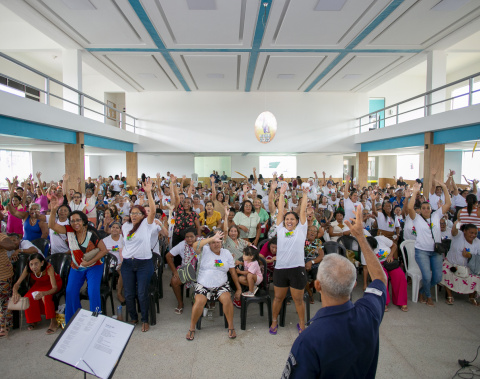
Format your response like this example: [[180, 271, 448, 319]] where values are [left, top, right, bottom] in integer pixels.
[[356, 71, 480, 134], [0, 52, 138, 133]]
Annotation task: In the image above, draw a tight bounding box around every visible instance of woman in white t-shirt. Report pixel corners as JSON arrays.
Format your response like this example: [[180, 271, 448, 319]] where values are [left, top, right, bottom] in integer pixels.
[[270, 183, 308, 335], [441, 222, 480, 305], [121, 179, 156, 332], [407, 181, 451, 307], [187, 231, 242, 341], [372, 201, 400, 242], [103, 222, 125, 303], [48, 204, 70, 254]]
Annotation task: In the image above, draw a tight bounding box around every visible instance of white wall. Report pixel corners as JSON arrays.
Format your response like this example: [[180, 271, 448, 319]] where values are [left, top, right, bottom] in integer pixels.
[[128, 91, 366, 153], [96, 154, 126, 178], [378, 155, 397, 178], [444, 151, 462, 183], [297, 154, 344, 178], [138, 153, 195, 178], [31, 151, 65, 182]]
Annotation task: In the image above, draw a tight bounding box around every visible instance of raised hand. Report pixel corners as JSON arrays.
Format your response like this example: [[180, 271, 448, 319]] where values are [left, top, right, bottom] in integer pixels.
[[224, 205, 230, 218], [77, 177, 81, 184], [143, 177, 153, 192], [50, 194, 59, 210], [322, 171, 326, 177], [156, 172, 161, 179], [412, 182, 421, 193], [62, 173, 69, 181], [36, 172, 42, 179], [253, 167, 256, 172], [431, 168, 437, 177], [212, 230, 224, 242], [280, 183, 288, 194], [344, 202, 363, 238]]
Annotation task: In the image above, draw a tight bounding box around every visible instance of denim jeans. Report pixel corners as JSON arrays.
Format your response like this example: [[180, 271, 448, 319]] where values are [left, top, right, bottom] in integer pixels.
[[414, 248, 443, 298], [121, 258, 154, 323], [65, 264, 103, 323]]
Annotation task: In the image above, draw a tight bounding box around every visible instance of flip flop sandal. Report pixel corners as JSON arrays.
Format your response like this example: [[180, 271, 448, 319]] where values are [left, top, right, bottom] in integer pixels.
[[228, 329, 236, 339], [27, 324, 36, 331], [46, 328, 58, 335], [445, 297, 454, 305], [269, 324, 278, 335], [400, 305, 408, 312], [297, 323, 304, 334], [174, 307, 184, 315], [186, 330, 195, 341]]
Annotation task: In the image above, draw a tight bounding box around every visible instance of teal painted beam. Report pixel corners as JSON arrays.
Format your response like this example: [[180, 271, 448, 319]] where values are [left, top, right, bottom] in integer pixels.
[[434, 124, 480, 145], [0, 115, 77, 144], [361, 133, 424, 152], [84, 134, 133, 152]]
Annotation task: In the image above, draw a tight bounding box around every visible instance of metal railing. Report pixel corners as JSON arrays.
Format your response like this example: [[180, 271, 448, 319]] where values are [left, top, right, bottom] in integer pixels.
[[0, 52, 138, 133], [356, 71, 480, 134]]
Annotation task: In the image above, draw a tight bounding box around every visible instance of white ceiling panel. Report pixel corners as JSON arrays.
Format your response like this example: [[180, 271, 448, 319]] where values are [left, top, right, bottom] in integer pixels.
[[253, 54, 328, 91], [264, 0, 387, 48], [362, 0, 480, 49], [25, 0, 155, 48], [100, 53, 180, 90], [177, 54, 245, 91], [142, 0, 258, 48], [319, 55, 402, 91]]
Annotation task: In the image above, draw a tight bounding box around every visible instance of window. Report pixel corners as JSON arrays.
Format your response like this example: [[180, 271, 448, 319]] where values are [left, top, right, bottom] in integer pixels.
[[0, 150, 32, 188], [0, 75, 40, 101], [396, 154, 419, 180], [461, 151, 480, 184], [259, 156, 296, 178], [452, 82, 480, 110]]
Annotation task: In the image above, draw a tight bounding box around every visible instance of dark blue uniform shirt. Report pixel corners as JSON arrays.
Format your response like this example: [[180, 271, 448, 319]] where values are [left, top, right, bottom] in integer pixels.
[[282, 279, 387, 379]]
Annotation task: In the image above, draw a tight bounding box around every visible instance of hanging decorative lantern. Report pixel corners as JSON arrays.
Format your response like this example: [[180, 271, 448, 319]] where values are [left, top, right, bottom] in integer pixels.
[[254, 111, 277, 144]]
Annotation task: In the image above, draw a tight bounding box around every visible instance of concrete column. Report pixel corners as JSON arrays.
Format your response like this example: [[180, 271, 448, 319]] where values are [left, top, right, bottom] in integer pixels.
[[64, 132, 85, 193], [426, 51, 447, 115], [126, 152, 138, 189], [423, 132, 445, 200], [356, 152, 368, 189], [63, 49, 82, 114]]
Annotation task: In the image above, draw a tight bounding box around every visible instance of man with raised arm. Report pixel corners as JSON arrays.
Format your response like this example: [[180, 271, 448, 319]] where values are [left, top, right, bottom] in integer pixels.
[[282, 204, 387, 379]]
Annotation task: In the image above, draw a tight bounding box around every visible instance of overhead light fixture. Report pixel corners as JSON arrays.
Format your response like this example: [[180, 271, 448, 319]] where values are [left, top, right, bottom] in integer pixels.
[[137, 73, 157, 79], [314, 0, 347, 11], [431, 0, 470, 11], [61, 0, 96, 10], [186, 0, 217, 11], [206, 73, 224, 78], [277, 74, 295, 79]]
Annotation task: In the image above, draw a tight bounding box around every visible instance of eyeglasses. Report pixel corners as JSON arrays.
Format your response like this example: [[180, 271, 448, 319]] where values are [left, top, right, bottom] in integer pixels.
[[130, 212, 143, 216], [73, 196, 81, 199], [70, 218, 83, 223]]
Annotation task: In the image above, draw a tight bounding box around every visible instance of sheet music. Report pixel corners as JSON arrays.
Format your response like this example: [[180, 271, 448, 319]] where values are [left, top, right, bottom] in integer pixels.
[[81, 316, 135, 379], [48, 309, 134, 379]]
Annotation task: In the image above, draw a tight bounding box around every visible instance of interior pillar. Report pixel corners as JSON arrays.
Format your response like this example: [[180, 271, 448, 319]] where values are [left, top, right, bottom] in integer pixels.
[[126, 152, 138, 189], [64, 132, 85, 193], [423, 132, 445, 200], [426, 51, 447, 116], [63, 49, 82, 114], [356, 152, 368, 189]]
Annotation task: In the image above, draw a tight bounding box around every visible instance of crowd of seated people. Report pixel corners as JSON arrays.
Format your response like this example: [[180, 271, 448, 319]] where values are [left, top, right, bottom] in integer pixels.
[[2, 165, 480, 340]]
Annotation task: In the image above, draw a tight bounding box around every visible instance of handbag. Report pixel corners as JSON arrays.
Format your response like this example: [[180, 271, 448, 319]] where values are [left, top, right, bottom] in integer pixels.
[[383, 259, 400, 271], [468, 253, 480, 276], [177, 240, 202, 284], [7, 297, 30, 311], [82, 248, 100, 263], [452, 264, 469, 278], [421, 216, 446, 255]]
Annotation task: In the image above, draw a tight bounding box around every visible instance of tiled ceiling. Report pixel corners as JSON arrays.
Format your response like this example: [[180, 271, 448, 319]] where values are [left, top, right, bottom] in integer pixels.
[[1, 0, 480, 92]]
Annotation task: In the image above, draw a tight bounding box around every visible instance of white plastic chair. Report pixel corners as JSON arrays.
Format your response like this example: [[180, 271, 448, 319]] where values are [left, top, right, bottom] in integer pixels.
[[400, 240, 438, 303]]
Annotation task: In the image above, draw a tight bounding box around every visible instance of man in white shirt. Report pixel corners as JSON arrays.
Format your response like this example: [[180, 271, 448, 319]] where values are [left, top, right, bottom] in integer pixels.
[[110, 175, 124, 195], [252, 167, 268, 198]]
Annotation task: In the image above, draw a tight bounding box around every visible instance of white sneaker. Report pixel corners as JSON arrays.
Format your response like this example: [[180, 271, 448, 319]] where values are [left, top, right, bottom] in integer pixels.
[[253, 286, 259, 295], [242, 291, 255, 297]]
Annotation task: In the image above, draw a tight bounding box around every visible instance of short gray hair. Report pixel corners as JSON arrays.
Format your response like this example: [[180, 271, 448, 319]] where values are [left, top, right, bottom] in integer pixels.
[[316, 254, 356, 299]]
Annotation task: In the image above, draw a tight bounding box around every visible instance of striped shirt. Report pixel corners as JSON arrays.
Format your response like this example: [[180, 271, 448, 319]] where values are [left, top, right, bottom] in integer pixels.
[[0, 233, 14, 280], [458, 207, 480, 228]]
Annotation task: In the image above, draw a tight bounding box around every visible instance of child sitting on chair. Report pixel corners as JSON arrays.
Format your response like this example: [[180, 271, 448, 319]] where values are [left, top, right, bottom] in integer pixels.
[[237, 246, 263, 297]]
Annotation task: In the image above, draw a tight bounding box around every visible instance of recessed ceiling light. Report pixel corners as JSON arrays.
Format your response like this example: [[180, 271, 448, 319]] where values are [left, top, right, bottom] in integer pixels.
[[431, 0, 470, 11], [207, 73, 224, 79], [277, 74, 295, 79], [61, 0, 96, 10], [314, 0, 347, 11], [137, 73, 157, 79], [342, 74, 361, 79], [186, 0, 217, 11]]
